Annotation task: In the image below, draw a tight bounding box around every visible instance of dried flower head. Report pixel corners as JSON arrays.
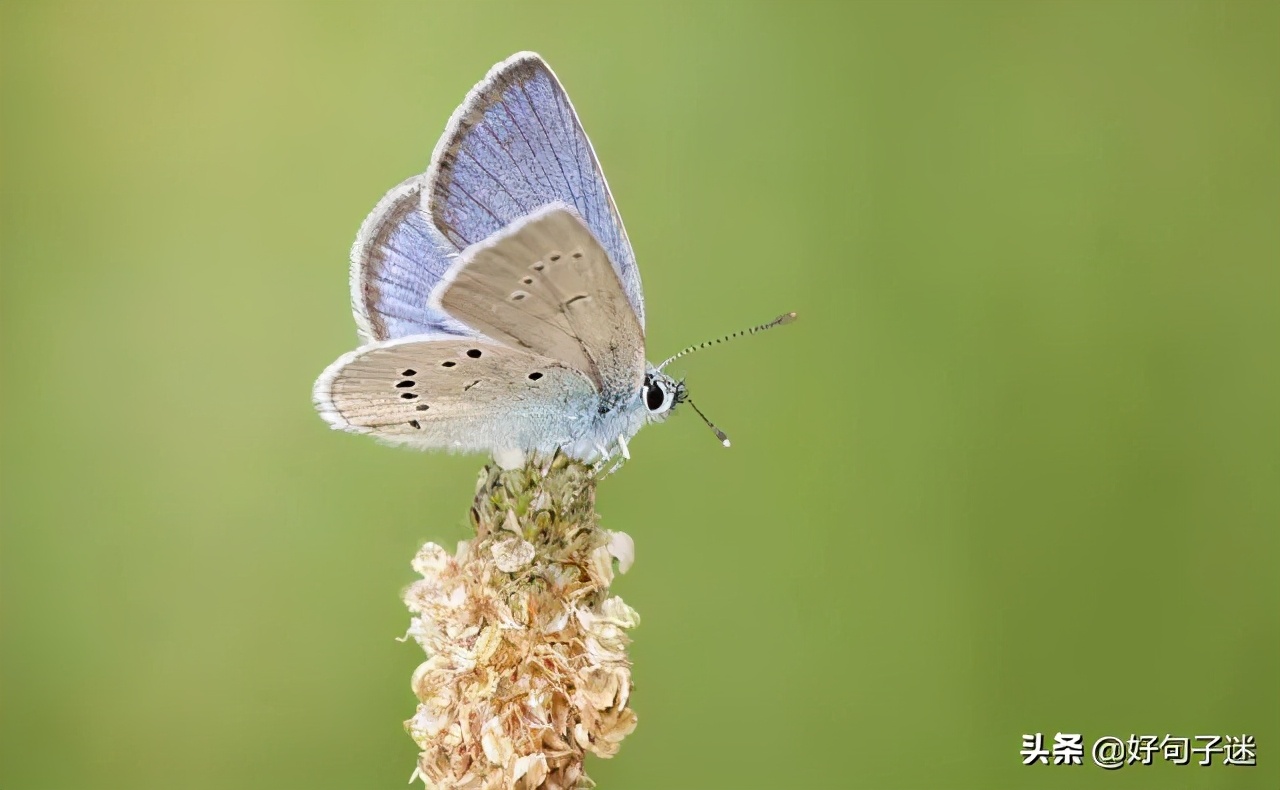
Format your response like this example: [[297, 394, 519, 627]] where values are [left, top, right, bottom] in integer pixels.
[[404, 452, 638, 789]]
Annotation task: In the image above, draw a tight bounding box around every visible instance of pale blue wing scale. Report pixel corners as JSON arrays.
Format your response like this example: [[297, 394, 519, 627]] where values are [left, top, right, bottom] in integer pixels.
[[349, 177, 477, 342], [425, 52, 646, 329]]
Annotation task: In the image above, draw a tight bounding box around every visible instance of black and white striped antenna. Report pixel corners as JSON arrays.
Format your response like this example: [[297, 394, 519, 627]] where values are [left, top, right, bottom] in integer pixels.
[[657, 312, 797, 371]]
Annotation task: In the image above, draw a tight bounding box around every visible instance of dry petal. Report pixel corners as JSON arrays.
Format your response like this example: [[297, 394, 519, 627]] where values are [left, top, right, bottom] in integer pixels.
[[521, 753, 549, 787], [606, 530, 635, 574], [411, 542, 452, 576], [473, 626, 502, 664], [586, 545, 614, 586], [491, 536, 536, 572], [480, 717, 513, 766], [576, 665, 625, 710], [600, 596, 640, 628]]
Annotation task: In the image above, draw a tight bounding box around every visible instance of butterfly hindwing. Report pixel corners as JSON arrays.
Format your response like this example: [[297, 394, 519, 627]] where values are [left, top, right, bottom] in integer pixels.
[[313, 333, 599, 453], [425, 52, 646, 329], [434, 204, 645, 406], [349, 178, 475, 343]]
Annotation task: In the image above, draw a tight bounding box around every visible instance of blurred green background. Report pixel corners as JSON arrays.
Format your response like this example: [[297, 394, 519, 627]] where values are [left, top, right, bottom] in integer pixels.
[[2, 1, 1277, 788]]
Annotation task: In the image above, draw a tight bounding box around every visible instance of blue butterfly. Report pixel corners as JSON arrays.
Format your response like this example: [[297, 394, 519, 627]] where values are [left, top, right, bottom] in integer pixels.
[[314, 52, 793, 468]]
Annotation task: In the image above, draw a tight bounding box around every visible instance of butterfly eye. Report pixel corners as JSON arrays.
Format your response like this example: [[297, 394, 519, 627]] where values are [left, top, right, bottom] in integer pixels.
[[644, 380, 674, 414]]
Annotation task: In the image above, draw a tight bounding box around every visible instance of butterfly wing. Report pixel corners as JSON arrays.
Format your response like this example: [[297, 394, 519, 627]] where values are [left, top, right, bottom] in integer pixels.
[[313, 333, 598, 453], [433, 204, 645, 407], [348, 177, 476, 343], [425, 52, 646, 329]]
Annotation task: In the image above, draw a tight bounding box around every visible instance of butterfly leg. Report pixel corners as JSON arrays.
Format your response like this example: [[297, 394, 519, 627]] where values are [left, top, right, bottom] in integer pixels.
[[590, 442, 614, 475], [616, 434, 631, 460]]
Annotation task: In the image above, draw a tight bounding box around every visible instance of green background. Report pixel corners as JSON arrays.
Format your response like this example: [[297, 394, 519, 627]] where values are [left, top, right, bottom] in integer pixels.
[[2, 1, 1277, 788]]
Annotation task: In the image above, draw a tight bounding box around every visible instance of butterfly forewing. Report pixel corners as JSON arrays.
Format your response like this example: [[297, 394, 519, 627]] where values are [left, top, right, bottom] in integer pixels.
[[314, 335, 597, 452], [425, 52, 645, 329], [435, 204, 645, 405]]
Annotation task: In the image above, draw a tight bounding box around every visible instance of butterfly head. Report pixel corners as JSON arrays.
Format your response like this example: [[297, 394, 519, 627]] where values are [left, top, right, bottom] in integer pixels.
[[642, 366, 733, 447], [641, 370, 685, 423], [644, 312, 798, 448]]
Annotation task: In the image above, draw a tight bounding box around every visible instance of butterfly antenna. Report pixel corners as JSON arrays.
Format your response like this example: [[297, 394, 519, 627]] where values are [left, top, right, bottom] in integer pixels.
[[686, 397, 731, 448], [658, 312, 797, 370]]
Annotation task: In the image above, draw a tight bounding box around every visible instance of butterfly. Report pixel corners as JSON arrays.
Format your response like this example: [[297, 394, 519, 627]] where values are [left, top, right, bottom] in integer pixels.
[[313, 52, 794, 469]]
